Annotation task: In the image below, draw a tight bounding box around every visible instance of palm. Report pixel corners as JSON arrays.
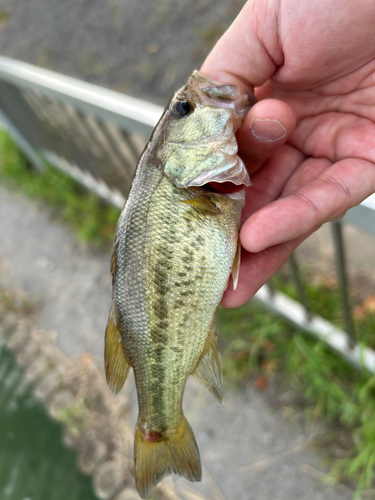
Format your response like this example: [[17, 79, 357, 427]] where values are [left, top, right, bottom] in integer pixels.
[[201, 0, 375, 306], [246, 63, 375, 216]]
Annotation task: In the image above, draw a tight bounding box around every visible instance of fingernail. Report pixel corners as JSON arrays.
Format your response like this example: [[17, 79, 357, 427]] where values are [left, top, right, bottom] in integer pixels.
[[250, 119, 287, 142]]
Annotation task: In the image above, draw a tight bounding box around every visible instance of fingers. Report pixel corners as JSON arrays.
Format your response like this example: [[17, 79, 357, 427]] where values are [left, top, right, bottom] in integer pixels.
[[281, 157, 333, 198], [237, 99, 296, 175], [241, 158, 375, 253], [200, 2, 281, 91], [222, 233, 313, 308], [241, 144, 305, 221]]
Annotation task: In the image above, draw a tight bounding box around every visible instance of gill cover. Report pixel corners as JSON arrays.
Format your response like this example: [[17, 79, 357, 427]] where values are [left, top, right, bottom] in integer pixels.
[[157, 71, 255, 189]]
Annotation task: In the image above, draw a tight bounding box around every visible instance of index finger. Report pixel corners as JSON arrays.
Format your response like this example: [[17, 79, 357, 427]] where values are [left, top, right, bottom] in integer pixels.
[[240, 158, 375, 253]]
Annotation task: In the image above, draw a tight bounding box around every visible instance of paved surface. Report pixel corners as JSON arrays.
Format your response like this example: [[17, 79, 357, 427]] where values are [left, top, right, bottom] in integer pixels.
[[0, 0, 246, 105], [0, 184, 354, 500]]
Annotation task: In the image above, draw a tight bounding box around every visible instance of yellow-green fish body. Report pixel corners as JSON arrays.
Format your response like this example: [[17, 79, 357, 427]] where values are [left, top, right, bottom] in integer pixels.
[[105, 71, 255, 498]]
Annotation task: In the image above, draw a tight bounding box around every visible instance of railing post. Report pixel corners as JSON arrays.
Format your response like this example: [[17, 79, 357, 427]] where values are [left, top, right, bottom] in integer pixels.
[[266, 279, 276, 297], [289, 253, 312, 321], [331, 221, 356, 346]]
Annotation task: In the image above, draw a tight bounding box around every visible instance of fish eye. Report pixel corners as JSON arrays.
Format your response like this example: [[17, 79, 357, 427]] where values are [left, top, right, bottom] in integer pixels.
[[172, 100, 194, 117]]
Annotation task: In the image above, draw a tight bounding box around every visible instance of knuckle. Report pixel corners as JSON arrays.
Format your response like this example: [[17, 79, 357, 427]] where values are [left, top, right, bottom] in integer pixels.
[[293, 191, 322, 222], [319, 174, 351, 201]]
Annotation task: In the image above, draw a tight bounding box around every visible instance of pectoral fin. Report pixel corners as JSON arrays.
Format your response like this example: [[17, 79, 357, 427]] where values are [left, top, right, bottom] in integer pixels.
[[192, 325, 223, 403], [180, 195, 220, 214], [104, 301, 131, 393], [231, 238, 241, 291]]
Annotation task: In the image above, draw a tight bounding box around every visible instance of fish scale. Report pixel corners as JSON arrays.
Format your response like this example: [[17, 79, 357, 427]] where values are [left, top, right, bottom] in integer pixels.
[[104, 70, 255, 498], [118, 163, 233, 431]]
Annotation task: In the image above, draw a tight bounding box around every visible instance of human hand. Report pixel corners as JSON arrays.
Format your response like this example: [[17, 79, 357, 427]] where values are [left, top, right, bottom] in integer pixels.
[[201, 0, 375, 307]]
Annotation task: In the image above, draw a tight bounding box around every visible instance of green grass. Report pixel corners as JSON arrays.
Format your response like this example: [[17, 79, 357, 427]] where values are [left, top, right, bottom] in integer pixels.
[[2, 129, 375, 496], [217, 277, 375, 497], [0, 130, 121, 248], [0, 10, 10, 24], [272, 271, 375, 348]]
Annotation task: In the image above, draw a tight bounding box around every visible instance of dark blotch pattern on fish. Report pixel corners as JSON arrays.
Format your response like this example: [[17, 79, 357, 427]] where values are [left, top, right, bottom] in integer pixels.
[[107, 69, 252, 497]]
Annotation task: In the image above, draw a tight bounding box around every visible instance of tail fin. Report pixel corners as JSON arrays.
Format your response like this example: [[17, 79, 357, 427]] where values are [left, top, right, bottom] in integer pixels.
[[134, 416, 201, 498]]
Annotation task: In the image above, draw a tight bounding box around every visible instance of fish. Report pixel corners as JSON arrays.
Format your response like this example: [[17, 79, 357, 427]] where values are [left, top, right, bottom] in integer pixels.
[[104, 71, 255, 498]]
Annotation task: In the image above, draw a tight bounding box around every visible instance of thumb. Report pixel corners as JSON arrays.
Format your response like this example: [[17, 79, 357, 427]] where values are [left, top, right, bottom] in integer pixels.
[[200, 1, 281, 92], [201, 2, 295, 179]]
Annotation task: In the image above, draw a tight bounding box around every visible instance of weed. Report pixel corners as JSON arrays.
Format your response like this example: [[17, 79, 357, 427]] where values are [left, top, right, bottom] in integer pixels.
[[137, 60, 156, 84], [194, 24, 228, 48], [35, 45, 54, 67], [0, 290, 36, 316], [193, 23, 229, 61], [0, 10, 10, 24], [81, 51, 105, 78], [0, 130, 120, 248]]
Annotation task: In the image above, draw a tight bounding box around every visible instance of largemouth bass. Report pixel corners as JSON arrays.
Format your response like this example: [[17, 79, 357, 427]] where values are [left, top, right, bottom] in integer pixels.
[[105, 71, 255, 498]]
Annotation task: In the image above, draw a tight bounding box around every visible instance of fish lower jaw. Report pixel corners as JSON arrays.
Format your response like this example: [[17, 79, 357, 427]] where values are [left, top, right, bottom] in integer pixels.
[[187, 155, 251, 189]]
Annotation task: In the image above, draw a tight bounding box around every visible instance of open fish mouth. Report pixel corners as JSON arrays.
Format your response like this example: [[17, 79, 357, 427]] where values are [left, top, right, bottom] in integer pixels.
[[187, 154, 251, 189]]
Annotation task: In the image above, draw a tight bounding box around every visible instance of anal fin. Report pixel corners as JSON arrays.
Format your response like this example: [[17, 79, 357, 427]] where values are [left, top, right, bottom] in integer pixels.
[[192, 324, 223, 403], [104, 300, 131, 393]]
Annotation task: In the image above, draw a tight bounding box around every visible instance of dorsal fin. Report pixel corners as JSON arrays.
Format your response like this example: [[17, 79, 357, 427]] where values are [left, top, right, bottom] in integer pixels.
[[104, 300, 131, 393], [192, 324, 223, 403]]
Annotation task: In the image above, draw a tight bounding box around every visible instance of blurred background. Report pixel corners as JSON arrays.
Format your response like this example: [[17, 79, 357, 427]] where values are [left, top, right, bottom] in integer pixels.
[[0, 0, 246, 103], [0, 1, 375, 500]]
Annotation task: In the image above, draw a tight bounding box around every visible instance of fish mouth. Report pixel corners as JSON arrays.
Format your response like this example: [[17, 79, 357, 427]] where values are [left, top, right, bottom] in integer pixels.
[[187, 154, 251, 189], [202, 181, 246, 196], [186, 71, 256, 133], [184, 71, 253, 191]]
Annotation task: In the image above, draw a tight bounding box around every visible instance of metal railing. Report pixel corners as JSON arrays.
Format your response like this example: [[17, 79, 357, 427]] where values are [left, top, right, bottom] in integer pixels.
[[0, 56, 375, 372], [0, 56, 162, 207]]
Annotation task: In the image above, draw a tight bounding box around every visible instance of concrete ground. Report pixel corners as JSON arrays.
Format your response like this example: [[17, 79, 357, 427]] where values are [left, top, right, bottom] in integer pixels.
[[0, 0, 246, 106], [0, 184, 357, 500]]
